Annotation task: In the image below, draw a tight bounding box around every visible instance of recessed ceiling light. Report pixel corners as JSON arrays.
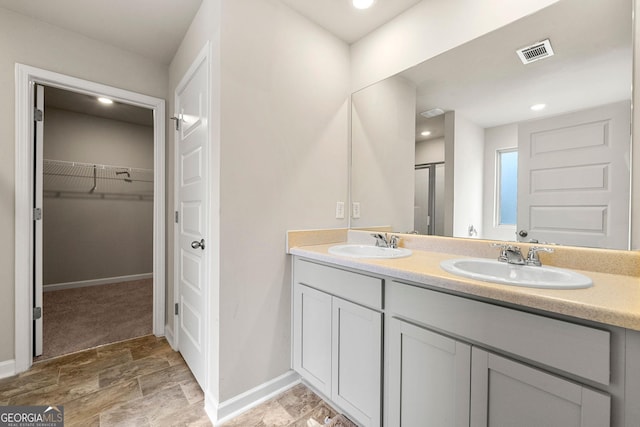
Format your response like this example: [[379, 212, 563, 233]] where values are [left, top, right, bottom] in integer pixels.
[[98, 97, 113, 105], [421, 131, 432, 137], [352, 0, 375, 10], [530, 103, 546, 111]]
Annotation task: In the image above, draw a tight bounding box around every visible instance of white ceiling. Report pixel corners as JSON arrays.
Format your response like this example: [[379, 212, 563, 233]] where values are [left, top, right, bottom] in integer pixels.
[[0, 0, 421, 68], [0, 0, 203, 64], [279, 0, 423, 43]]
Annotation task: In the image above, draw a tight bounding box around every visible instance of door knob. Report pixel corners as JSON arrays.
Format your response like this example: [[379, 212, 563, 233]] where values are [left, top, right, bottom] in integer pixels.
[[518, 230, 528, 238], [191, 239, 205, 250]]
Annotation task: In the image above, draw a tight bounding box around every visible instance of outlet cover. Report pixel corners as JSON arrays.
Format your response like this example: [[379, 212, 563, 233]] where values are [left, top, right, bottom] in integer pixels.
[[336, 201, 345, 219], [352, 202, 361, 219]]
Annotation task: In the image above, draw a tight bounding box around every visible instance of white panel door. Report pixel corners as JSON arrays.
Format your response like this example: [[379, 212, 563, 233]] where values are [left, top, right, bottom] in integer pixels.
[[175, 52, 209, 388], [34, 84, 45, 357], [388, 318, 471, 427], [332, 298, 382, 427], [517, 101, 630, 249], [470, 348, 610, 427]]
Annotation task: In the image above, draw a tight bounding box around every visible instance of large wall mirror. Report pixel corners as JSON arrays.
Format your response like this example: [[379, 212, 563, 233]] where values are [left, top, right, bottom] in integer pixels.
[[350, 0, 633, 250]]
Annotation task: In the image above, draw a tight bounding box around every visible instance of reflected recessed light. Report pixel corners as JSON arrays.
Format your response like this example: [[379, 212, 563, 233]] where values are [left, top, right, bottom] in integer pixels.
[[530, 103, 546, 111], [421, 131, 432, 137], [352, 0, 375, 9], [98, 97, 113, 105]]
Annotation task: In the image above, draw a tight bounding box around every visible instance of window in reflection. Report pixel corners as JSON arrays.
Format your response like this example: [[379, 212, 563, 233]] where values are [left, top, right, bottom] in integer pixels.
[[498, 149, 518, 226]]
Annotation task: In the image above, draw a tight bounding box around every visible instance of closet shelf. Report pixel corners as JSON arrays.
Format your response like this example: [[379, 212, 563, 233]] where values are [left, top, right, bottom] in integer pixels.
[[43, 159, 154, 198]]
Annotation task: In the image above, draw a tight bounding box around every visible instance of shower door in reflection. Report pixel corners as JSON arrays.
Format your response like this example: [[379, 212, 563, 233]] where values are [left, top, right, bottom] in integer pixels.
[[414, 163, 445, 235]]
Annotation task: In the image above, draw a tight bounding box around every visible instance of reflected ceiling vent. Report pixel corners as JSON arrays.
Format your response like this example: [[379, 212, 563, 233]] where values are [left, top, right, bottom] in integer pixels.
[[516, 39, 554, 64], [420, 108, 445, 118]]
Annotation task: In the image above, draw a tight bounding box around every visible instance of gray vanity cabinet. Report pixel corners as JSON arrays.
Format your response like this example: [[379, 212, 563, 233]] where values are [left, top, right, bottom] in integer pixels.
[[387, 280, 612, 427], [292, 258, 383, 427], [470, 348, 610, 427], [388, 318, 471, 427], [292, 283, 332, 397]]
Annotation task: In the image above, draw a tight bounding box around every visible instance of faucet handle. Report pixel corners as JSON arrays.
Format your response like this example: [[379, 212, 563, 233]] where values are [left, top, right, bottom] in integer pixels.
[[526, 246, 555, 266], [389, 234, 400, 249], [371, 233, 388, 247], [490, 243, 509, 262]]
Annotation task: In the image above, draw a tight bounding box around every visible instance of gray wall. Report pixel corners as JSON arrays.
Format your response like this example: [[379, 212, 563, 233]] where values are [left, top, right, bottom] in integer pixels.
[[43, 107, 154, 285], [0, 7, 167, 363]]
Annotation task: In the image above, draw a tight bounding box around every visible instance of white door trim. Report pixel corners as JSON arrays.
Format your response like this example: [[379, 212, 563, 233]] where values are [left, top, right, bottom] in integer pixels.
[[14, 63, 166, 373], [172, 42, 211, 365]]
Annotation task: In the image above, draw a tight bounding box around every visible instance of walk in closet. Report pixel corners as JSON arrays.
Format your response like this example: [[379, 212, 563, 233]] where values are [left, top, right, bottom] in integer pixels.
[[36, 86, 155, 359]]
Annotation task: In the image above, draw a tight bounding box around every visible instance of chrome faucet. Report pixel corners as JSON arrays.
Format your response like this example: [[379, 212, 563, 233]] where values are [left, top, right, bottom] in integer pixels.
[[492, 243, 555, 266], [371, 233, 400, 249], [492, 243, 525, 265]]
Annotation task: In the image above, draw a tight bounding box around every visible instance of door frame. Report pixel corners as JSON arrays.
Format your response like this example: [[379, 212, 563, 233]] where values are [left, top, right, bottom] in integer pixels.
[[14, 64, 166, 373]]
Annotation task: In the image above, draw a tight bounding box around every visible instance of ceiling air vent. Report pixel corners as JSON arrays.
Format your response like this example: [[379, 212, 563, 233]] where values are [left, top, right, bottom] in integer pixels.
[[516, 39, 554, 64], [420, 108, 445, 118]]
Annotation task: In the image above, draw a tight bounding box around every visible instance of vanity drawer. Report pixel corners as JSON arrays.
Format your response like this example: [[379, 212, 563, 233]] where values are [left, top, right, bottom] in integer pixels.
[[387, 281, 610, 385], [294, 257, 383, 310]]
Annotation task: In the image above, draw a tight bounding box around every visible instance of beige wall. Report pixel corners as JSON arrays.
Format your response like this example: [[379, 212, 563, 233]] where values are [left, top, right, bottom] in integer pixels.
[[169, 0, 350, 404], [43, 107, 153, 285], [351, 75, 416, 232], [0, 7, 167, 363], [451, 113, 484, 238], [218, 0, 349, 401], [416, 138, 445, 165]]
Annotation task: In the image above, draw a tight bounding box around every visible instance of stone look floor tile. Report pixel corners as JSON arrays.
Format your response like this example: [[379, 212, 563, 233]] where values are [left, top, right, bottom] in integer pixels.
[[180, 379, 205, 405], [290, 402, 337, 427], [101, 383, 189, 426], [63, 379, 142, 426], [0, 369, 59, 401], [0, 334, 344, 427], [152, 401, 213, 426], [277, 383, 324, 420], [138, 362, 194, 396], [98, 355, 170, 389]]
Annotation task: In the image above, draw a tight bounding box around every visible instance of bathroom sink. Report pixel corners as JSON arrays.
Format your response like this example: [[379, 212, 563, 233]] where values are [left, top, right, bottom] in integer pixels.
[[328, 244, 412, 259], [440, 258, 592, 289]]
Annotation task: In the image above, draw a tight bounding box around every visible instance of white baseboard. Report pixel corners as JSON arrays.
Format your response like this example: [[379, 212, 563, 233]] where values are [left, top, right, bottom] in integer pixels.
[[211, 370, 301, 425], [0, 359, 16, 380], [43, 273, 153, 292]]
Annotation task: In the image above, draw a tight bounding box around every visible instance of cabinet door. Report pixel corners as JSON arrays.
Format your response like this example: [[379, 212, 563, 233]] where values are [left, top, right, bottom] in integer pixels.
[[293, 283, 332, 397], [388, 318, 471, 427], [332, 297, 382, 427], [470, 347, 610, 427]]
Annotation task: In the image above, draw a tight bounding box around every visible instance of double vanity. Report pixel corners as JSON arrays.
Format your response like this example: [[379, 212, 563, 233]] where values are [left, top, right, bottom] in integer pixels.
[[287, 229, 640, 427]]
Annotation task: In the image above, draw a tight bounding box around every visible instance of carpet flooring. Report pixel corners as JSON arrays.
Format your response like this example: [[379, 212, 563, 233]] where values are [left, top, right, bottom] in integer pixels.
[[38, 279, 153, 360]]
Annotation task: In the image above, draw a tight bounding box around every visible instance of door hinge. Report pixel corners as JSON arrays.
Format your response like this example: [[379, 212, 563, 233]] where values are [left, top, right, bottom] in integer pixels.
[[33, 307, 42, 320], [170, 116, 180, 131], [34, 108, 43, 122], [33, 208, 42, 221], [175, 303, 179, 316], [175, 211, 179, 224]]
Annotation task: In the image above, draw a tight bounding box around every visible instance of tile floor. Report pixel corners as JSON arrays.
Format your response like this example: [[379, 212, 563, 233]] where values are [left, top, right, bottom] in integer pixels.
[[0, 335, 340, 427]]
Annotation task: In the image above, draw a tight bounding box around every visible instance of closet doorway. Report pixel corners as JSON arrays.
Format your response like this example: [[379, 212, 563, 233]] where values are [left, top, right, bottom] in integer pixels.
[[35, 85, 155, 360], [14, 64, 166, 373]]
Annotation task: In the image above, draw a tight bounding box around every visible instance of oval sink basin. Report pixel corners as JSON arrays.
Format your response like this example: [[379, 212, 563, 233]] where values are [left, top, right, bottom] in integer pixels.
[[328, 244, 412, 259], [440, 258, 592, 289]]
